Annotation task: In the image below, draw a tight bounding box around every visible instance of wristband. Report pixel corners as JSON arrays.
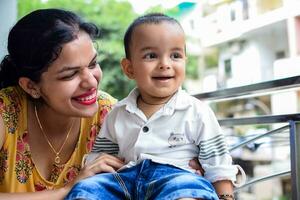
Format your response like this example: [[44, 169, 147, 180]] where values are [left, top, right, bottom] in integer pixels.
[[218, 194, 235, 200]]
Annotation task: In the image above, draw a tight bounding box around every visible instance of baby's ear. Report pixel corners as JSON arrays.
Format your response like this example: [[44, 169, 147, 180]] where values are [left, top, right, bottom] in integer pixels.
[[121, 58, 135, 79]]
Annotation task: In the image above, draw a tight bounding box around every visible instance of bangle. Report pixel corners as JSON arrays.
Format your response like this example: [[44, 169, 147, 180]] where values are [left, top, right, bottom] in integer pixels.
[[218, 194, 235, 200]]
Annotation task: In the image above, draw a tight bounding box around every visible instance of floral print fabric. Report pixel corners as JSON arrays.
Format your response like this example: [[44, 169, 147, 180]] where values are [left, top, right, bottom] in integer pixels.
[[0, 86, 115, 192]]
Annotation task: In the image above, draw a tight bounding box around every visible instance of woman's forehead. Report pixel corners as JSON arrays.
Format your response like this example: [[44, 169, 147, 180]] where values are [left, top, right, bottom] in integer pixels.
[[50, 32, 96, 71]]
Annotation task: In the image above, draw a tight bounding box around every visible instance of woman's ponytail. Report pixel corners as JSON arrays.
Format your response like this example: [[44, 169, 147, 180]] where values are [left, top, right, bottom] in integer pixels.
[[0, 55, 19, 89]]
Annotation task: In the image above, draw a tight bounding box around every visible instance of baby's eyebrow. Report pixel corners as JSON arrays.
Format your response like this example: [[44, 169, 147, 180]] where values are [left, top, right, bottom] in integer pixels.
[[171, 47, 184, 51], [140, 46, 156, 52]]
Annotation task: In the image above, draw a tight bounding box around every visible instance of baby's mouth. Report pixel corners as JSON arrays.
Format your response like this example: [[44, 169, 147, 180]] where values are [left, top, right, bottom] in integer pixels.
[[152, 76, 174, 80]]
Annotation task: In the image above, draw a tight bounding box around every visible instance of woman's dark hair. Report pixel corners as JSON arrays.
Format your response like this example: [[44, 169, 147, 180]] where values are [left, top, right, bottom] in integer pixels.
[[123, 13, 183, 59], [0, 8, 100, 89]]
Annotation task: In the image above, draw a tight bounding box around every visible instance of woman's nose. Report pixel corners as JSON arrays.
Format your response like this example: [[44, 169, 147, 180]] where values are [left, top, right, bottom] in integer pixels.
[[80, 68, 98, 88]]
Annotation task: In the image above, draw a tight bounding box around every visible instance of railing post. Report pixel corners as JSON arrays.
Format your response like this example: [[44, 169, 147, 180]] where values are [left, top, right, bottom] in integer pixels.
[[289, 120, 300, 199]]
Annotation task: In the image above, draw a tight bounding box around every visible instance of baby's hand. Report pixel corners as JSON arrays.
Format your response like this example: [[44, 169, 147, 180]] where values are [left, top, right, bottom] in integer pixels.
[[189, 157, 205, 176]]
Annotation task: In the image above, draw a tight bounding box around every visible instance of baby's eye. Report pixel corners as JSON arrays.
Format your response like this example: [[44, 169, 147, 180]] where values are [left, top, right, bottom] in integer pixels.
[[171, 52, 183, 59], [143, 53, 157, 59]]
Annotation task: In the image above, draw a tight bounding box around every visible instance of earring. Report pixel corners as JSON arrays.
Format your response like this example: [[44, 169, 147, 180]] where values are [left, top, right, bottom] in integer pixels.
[[32, 92, 40, 99]]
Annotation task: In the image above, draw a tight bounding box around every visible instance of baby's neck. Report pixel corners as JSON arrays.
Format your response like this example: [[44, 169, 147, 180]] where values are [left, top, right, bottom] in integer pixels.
[[139, 95, 170, 106], [137, 94, 174, 119]]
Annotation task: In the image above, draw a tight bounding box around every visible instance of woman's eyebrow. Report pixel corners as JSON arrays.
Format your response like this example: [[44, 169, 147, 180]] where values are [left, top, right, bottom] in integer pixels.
[[57, 54, 98, 73], [57, 65, 80, 74], [88, 54, 98, 65]]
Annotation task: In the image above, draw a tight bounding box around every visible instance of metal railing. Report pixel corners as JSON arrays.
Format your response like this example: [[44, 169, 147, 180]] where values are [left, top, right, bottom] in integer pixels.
[[194, 75, 300, 200]]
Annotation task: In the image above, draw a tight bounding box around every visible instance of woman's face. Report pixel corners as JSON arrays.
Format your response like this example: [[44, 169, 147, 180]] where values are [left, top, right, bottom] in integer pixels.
[[36, 31, 102, 117]]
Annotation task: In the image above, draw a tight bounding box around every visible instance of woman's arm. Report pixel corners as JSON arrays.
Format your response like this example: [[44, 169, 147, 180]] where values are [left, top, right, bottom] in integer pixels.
[[0, 153, 124, 200], [0, 188, 69, 200], [0, 116, 5, 149]]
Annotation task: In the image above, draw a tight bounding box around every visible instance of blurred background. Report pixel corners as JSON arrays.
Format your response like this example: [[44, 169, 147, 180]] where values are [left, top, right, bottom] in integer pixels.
[[1, 0, 300, 199]]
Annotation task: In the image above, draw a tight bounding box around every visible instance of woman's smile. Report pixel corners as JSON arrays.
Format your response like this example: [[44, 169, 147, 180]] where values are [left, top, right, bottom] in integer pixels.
[[73, 88, 97, 105]]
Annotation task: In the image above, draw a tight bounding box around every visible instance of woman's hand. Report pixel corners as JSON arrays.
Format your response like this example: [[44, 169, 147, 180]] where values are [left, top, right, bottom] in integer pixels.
[[65, 153, 125, 193], [77, 153, 124, 180], [189, 157, 205, 176]]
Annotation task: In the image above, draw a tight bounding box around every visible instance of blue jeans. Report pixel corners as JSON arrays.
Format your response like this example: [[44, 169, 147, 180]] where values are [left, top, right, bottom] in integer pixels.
[[65, 159, 218, 200]]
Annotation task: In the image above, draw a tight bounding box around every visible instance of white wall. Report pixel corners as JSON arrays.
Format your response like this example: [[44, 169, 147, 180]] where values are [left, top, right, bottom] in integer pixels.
[[271, 57, 300, 114], [0, 0, 17, 60], [218, 22, 288, 88]]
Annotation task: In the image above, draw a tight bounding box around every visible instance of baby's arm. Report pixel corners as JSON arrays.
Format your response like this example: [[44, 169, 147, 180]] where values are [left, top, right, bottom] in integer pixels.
[[195, 104, 241, 198], [213, 180, 234, 199]]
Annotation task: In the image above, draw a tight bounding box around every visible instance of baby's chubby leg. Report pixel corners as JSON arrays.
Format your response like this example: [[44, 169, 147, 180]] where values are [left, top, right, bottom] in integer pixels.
[[65, 172, 133, 200], [142, 163, 218, 200], [64, 173, 121, 200], [179, 198, 203, 200], [65, 159, 137, 200]]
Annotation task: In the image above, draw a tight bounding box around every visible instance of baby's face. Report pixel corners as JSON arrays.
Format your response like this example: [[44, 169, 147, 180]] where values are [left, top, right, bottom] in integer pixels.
[[128, 22, 186, 102]]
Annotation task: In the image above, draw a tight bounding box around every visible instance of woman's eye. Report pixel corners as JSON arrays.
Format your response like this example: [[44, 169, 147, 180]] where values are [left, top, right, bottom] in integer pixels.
[[89, 61, 98, 69], [61, 71, 77, 80]]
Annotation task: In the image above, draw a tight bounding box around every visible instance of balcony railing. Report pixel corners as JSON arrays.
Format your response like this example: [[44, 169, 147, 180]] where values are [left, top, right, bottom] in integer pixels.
[[194, 75, 300, 200]]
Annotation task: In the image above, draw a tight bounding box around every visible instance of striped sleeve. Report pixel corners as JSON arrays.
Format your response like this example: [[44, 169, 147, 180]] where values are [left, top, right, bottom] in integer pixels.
[[91, 137, 119, 156], [199, 134, 229, 160], [196, 104, 238, 183]]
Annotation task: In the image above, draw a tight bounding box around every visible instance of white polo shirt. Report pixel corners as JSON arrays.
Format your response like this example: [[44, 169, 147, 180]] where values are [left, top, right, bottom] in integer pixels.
[[95, 88, 238, 183]]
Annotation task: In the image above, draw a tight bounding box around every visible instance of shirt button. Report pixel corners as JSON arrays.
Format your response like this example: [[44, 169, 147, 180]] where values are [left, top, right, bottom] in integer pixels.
[[142, 126, 149, 133]]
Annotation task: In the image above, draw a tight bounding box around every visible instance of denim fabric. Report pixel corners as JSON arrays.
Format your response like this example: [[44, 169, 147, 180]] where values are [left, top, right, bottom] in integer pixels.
[[65, 160, 218, 200]]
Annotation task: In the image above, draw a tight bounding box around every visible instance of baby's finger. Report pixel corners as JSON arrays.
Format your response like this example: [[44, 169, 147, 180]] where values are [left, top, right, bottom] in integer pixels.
[[195, 170, 203, 176], [188, 158, 199, 169]]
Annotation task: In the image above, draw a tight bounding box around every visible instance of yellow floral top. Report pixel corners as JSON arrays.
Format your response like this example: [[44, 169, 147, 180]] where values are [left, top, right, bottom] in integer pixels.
[[0, 86, 116, 192]]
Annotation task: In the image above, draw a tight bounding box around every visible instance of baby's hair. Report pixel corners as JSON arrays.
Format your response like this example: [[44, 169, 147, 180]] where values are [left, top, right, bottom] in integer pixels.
[[123, 13, 183, 59]]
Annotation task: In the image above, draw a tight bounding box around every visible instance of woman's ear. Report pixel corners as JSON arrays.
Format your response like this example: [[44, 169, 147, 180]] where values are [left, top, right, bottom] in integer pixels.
[[121, 58, 135, 79], [18, 77, 41, 99]]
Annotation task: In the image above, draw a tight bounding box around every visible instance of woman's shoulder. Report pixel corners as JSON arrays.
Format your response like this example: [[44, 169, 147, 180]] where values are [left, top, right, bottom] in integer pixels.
[[0, 86, 25, 109], [0, 86, 25, 101], [97, 90, 117, 106], [0, 86, 25, 135], [0, 86, 16, 98]]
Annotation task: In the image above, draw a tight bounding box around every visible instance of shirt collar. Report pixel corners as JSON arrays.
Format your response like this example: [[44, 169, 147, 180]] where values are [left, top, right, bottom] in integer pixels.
[[115, 87, 139, 113], [164, 89, 192, 114], [115, 87, 192, 115]]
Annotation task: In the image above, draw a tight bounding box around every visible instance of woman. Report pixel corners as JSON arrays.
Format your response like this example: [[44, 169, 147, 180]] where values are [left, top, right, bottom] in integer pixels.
[[0, 8, 202, 200], [0, 8, 124, 199]]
